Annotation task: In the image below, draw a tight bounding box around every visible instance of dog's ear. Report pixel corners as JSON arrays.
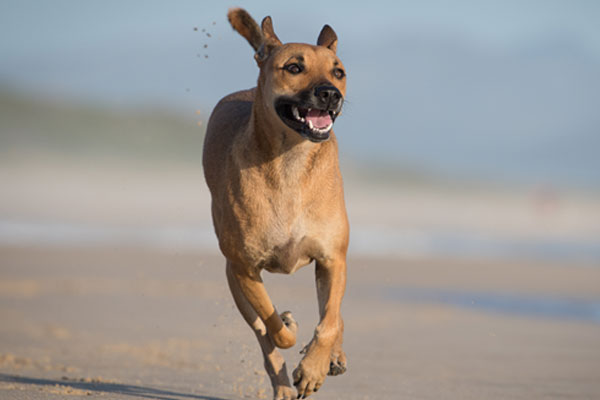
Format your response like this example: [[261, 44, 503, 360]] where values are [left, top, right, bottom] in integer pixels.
[[255, 16, 282, 64], [260, 16, 282, 46], [227, 8, 282, 66], [317, 24, 337, 54], [228, 8, 263, 52]]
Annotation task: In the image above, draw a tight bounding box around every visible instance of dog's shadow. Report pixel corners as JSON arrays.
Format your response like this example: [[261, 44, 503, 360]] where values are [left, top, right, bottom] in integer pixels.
[[0, 373, 230, 400]]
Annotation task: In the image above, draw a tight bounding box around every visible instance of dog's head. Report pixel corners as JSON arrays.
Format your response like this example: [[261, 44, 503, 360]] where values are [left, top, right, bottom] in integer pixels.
[[228, 8, 346, 143]]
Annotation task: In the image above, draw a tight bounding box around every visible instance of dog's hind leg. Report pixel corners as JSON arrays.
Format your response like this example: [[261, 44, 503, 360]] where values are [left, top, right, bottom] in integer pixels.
[[226, 262, 297, 400]]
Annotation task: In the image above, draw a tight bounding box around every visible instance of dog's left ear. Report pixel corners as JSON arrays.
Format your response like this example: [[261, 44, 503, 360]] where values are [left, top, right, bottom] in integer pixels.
[[317, 24, 337, 54]]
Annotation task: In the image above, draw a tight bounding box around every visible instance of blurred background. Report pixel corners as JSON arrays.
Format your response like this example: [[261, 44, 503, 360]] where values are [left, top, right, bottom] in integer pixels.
[[1, 2, 600, 398], [1, 0, 598, 261]]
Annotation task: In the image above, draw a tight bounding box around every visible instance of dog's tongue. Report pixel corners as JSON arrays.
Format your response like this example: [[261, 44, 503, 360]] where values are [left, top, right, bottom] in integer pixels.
[[305, 109, 332, 129]]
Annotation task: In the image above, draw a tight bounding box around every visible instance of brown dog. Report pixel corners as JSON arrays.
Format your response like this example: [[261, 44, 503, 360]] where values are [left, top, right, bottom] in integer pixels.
[[203, 8, 348, 400]]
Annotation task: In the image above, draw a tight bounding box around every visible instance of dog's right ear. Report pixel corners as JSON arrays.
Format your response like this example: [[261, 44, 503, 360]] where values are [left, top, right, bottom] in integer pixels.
[[228, 8, 281, 66]]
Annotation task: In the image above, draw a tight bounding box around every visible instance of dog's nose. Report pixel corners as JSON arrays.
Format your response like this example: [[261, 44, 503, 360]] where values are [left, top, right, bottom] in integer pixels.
[[314, 85, 342, 109]]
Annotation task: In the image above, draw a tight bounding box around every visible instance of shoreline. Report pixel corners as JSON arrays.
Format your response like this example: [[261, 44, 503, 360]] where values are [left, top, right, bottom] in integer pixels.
[[1, 219, 599, 264]]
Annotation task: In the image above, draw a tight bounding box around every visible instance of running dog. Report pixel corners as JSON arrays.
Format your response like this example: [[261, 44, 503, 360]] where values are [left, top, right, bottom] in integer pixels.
[[203, 8, 349, 399]]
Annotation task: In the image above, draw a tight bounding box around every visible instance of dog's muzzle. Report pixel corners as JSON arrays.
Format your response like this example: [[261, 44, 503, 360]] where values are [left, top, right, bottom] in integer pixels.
[[275, 85, 343, 143]]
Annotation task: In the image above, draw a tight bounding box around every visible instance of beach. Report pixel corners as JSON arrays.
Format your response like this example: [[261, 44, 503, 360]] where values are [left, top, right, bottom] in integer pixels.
[[2, 3, 600, 397], [0, 247, 600, 400], [1, 158, 600, 399], [1, 245, 600, 399]]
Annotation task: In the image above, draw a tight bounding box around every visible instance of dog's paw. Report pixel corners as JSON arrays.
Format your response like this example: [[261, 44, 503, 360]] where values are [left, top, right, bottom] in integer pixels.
[[328, 345, 347, 376], [292, 355, 329, 399], [280, 311, 298, 335], [273, 384, 295, 400], [328, 355, 346, 376], [271, 311, 297, 349]]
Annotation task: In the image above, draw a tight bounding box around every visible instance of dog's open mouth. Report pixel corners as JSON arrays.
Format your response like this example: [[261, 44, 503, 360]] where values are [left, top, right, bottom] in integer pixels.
[[275, 101, 339, 142]]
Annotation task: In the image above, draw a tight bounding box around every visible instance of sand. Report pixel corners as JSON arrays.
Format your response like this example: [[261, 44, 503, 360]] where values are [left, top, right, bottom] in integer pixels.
[[1, 158, 599, 398], [1, 244, 599, 399]]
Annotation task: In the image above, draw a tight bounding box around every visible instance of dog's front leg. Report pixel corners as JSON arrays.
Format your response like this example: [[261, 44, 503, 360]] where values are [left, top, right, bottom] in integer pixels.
[[226, 262, 298, 349], [293, 256, 347, 398], [226, 262, 297, 400]]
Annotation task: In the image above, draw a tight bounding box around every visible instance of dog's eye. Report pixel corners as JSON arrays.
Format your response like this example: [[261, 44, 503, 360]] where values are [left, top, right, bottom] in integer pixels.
[[333, 68, 345, 80], [284, 63, 303, 74]]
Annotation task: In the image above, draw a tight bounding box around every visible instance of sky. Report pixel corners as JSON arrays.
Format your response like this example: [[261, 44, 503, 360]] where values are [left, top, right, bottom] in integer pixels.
[[1, 0, 599, 188]]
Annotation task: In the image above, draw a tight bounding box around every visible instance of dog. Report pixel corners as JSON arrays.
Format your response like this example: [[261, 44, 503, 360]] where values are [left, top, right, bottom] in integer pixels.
[[203, 8, 348, 399]]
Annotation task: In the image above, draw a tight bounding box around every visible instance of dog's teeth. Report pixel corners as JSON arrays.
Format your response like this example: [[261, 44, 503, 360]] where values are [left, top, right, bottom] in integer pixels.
[[307, 120, 313, 130], [309, 123, 333, 135], [292, 106, 301, 121]]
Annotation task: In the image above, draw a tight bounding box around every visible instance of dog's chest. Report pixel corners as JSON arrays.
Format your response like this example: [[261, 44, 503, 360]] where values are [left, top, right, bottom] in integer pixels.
[[232, 188, 323, 273], [252, 200, 318, 274], [260, 230, 316, 274], [213, 142, 343, 272]]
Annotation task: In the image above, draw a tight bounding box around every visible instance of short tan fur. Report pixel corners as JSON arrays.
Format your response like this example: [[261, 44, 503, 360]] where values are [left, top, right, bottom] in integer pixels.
[[203, 8, 349, 399]]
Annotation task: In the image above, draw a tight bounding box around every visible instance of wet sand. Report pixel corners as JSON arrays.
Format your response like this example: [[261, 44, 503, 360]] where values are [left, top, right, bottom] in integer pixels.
[[1, 245, 599, 399]]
